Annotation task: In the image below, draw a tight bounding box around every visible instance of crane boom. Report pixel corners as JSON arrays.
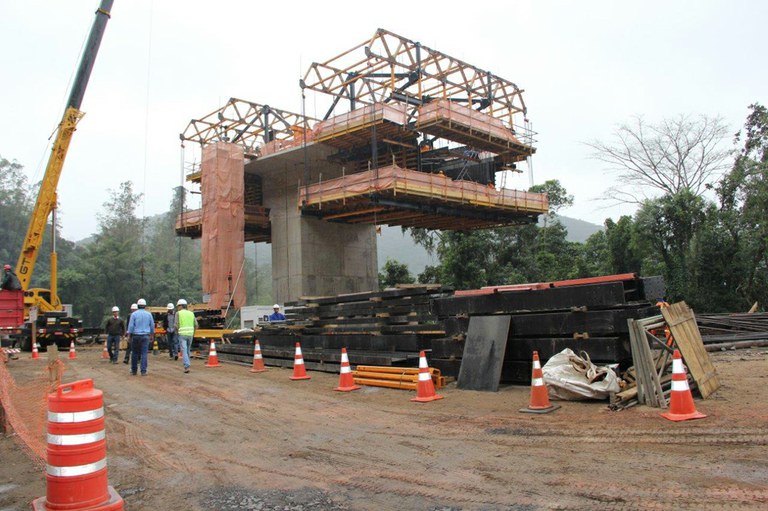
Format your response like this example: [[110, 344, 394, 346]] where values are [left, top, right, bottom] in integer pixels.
[[16, 0, 114, 312]]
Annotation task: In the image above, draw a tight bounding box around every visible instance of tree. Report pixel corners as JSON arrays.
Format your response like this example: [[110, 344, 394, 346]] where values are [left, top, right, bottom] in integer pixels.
[[714, 103, 768, 309], [378, 258, 415, 289], [142, 186, 202, 306], [633, 190, 710, 302], [604, 216, 643, 274], [69, 182, 145, 325], [0, 156, 32, 267], [588, 114, 732, 204], [529, 179, 574, 215], [407, 180, 588, 289]]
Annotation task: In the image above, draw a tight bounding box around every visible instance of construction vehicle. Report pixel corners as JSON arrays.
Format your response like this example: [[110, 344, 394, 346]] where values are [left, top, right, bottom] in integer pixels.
[[0, 1, 114, 351]]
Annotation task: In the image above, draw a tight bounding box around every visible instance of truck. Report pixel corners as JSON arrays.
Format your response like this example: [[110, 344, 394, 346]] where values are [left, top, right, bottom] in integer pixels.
[[0, 0, 114, 351]]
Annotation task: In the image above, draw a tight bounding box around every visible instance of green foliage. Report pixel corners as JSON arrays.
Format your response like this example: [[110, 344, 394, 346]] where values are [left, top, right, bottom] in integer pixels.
[[379, 258, 415, 289], [529, 179, 574, 214], [0, 157, 32, 266], [712, 103, 768, 309]]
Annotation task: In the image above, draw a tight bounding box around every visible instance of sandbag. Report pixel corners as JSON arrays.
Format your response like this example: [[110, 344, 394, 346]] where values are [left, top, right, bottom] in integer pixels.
[[542, 348, 620, 401]]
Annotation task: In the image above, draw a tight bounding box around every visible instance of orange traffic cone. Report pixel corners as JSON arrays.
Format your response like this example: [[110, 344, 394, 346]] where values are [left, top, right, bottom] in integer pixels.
[[31, 341, 40, 360], [289, 342, 311, 380], [334, 348, 360, 392], [411, 351, 443, 402], [204, 340, 221, 367], [68, 339, 77, 360], [249, 339, 267, 373], [102, 342, 109, 359], [520, 351, 560, 414], [661, 349, 706, 421]]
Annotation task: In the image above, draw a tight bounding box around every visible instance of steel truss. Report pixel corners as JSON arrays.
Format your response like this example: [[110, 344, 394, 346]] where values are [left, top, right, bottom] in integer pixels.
[[179, 97, 316, 155], [301, 28, 529, 134]]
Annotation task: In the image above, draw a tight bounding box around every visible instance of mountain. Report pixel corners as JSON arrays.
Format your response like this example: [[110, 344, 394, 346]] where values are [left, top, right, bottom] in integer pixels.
[[541, 215, 603, 243]]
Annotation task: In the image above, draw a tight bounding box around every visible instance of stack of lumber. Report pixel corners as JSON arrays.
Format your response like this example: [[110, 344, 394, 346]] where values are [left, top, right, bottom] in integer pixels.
[[352, 365, 448, 390], [696, 312, 768, 349], [430, 274, 664, 386], [612, 301, 721, 410], [218, 285, 452, 372]]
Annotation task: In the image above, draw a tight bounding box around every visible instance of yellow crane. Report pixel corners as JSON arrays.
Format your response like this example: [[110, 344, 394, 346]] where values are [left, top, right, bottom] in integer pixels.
[[13, 0, 114, 348]]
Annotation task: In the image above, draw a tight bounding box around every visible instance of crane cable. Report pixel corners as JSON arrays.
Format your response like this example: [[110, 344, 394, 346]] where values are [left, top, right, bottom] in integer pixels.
[[139, 0, 155, 296]]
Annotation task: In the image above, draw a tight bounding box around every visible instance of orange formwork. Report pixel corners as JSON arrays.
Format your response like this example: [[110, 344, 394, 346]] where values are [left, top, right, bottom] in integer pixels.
[[200, 142, 246, 311], [416, 99, 534, 161], [299, 164, 548, 230]]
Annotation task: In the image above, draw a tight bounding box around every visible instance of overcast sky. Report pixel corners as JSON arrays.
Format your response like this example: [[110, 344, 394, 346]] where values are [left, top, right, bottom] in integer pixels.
[[1, 0, 765, 242]]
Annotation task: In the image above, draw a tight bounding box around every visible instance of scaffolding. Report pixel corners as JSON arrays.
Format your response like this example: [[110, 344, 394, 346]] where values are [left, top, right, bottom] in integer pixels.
[[177, 28, 544, 238], [300, 164, 547, 230]]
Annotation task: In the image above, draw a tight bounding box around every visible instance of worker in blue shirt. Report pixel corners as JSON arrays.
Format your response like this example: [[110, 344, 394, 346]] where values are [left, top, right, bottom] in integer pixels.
[[127, 298, 155, 376], [268, 304, 286, 321]]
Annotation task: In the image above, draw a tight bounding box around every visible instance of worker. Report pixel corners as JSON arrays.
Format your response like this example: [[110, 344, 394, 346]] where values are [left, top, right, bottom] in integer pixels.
[[126, 298, 154, 376], [163, 302, 178, 360], [175, 299, 198, 374], [123, 303, 138, 364], [104, 306, 125, 364], [268, 304, 286, 322], [1, 264, 21, 291]]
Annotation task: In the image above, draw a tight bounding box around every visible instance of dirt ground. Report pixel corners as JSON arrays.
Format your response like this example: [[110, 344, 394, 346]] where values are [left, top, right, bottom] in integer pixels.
[[1, 346, 767, 511]]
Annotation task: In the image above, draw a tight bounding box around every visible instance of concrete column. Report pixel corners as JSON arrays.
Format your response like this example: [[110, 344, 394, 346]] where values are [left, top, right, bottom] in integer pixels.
[[259, 149, 378, 303]]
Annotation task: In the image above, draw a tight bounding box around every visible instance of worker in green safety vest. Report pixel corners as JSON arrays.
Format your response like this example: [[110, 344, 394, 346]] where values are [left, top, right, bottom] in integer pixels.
[[174, 299, 198, 374]]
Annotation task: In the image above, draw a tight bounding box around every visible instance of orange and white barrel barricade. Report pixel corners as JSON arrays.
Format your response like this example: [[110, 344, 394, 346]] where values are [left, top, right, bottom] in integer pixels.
[[32, 378, 124, 510]]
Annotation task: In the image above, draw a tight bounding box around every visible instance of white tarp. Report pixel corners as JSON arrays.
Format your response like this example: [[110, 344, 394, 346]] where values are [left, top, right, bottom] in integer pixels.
[[542, 348, 620, 401]]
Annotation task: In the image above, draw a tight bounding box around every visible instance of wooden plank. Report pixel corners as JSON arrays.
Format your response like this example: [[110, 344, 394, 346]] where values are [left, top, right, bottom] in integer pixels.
[[628, 319, 666, 407], [661, 302, 721, 398], [457, 315, 511, 391]]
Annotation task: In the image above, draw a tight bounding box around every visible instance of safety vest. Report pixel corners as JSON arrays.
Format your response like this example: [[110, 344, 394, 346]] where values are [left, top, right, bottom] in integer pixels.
[[177, 309, 195, 336]]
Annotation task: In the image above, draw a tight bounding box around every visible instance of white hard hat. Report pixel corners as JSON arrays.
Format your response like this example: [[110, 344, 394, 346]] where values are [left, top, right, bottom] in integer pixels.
[[167, 303, 174, 310], [137, 298, 147, 306], [112, 306, 119, 312], [130, 303, 138, 310], [177, 298, 187, 306], [273, 304, 280, 309]]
